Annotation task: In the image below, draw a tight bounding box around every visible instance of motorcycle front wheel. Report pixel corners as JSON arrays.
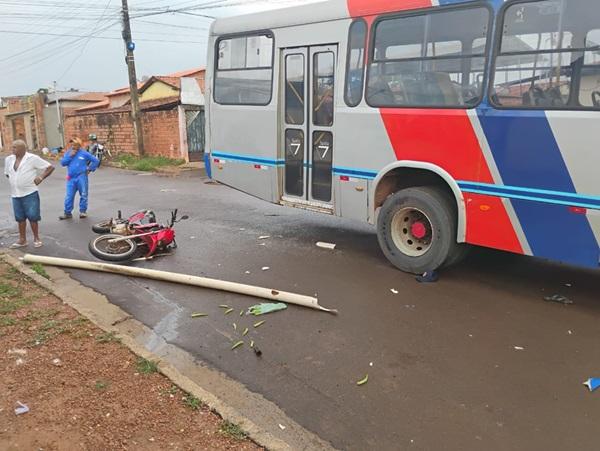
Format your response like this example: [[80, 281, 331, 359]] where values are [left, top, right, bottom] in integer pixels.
[[89, 234, 138, 262]]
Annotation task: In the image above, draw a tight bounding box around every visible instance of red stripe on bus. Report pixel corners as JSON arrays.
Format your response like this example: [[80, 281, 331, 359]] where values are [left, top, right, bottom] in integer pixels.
[[347, 0, 431, 17], [379, 108, 523, 254]]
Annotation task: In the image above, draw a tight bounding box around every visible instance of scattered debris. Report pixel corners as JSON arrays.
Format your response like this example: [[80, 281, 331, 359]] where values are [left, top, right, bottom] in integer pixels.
[[253, 320, 266, 328], [250, 340, 254, 348], [248, 302, 287, 316], [278, 424, 286, 431], [253, 345, 262, 357], [544, 294, 573, 305], [224, 308, 234, 315], [261, 266, 270, 271], [8, 349, 27, 356], [242, 328, 249, 336], [514, 346, 525, 351], [239, 310, 244, 316], [316, 242, 336, 250], [190, 236, 196, 240], [52, 358, 62, 366], [416, 271, 439, 283], [565, 283, 572, 287], [245, 271, 251, 274], [369, 362, 373, 367], [583, 378, 600, 392], [239, 228, 246, 231], [390, 289, 399, 294], [356, 374, 369, 386], [14, 402, 29, 416], [15, 358, 25, 366], [568, 330, 573, 335], [258, 243, 266, 246], [231, 340, 244, 350], [219, 305, 230, 309], [258, 236, 270, 240], [160, 189, 177, 193], [191, 313, 208, 318], [233, 323, 237, 331]]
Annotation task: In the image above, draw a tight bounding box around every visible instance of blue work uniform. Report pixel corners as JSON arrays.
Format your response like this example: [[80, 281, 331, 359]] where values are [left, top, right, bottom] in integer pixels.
[[60, 148, 99, 214]]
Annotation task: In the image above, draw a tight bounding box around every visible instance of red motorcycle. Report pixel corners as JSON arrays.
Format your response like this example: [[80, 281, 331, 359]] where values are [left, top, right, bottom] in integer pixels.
[[88, 210, 188, 262]]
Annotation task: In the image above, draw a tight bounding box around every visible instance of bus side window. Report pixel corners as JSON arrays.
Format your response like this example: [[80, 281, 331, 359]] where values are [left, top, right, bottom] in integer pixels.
[[366, 6, 490, 108], [491, 0, 600, 110], [214, 34, 274, 106], [344, 19, 368, 107]]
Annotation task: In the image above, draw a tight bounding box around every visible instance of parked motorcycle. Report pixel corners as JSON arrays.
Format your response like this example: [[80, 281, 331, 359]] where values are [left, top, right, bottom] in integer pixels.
[[88, 134, 112, 166], [88, 209, 188, 262], [91, 209, 157, 234]]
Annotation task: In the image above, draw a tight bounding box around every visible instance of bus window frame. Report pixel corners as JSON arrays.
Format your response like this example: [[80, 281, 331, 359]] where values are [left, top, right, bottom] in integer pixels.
[[489, 0, 600, 112], [365, 1, 494, 110], [213, 29, 276, 107], [344, 18, 368, 108]]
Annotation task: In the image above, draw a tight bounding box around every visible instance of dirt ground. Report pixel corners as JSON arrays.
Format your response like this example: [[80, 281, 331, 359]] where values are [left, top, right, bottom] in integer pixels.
[[0, 261, 261, 451]]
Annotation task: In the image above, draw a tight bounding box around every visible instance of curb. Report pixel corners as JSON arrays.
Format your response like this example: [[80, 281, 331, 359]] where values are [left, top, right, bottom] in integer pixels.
[[1, 251, 334, 451]]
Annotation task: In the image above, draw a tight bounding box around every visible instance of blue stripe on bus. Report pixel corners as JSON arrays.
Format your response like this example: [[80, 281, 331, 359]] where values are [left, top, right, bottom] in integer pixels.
[[476, 109, 598, 267], [458, 182, 600, 209], [458, 183, 600, 210], [333, 166, 377, 179], [211, 151, 284, 166]]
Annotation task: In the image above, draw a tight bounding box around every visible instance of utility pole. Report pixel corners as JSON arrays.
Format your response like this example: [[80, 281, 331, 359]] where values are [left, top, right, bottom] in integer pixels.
[[53, 80, 64, 147], [121, 0, 145, 156]]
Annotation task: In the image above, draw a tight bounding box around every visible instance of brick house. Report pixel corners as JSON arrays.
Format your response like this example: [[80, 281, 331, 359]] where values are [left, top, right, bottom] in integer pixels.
[[63, 68, 206, 162]]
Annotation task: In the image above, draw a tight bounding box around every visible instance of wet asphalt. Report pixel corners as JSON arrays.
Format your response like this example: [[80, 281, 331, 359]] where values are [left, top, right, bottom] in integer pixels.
[[1, 164, 599, 451]]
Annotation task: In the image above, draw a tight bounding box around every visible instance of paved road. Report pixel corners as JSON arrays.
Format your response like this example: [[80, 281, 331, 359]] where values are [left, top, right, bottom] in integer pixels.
[[2, 163, 600, 450]]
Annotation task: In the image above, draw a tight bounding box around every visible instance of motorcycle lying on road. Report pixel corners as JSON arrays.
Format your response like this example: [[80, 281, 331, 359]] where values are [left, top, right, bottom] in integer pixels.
[[88, 209, 188, 262]]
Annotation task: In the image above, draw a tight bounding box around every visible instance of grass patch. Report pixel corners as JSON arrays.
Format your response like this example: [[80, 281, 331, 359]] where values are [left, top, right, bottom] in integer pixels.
[[183, 393, 202, 411], [95, 380, 110, 391], [219, 421, 248, 440], [28, 317, 89, 346], [136, 357, 159, 374], [0, 316, 16, 327], [96, 331, 121, 344], [0, 282, 21, 298], [30, 263, 50, 279], [115, 154, 184, 172]]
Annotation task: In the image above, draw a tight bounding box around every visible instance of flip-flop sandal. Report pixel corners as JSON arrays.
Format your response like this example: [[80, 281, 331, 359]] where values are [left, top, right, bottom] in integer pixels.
[[9, 242, 28, 249], [34, 241, 43, 248]]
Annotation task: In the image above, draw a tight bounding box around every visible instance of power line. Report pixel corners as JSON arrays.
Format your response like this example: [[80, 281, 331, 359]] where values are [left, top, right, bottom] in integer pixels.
[[0, 30, 206, 43]]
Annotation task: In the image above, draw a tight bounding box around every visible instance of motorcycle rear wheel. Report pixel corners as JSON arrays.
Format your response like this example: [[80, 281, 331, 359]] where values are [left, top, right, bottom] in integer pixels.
[[89, 234, 138, 262]]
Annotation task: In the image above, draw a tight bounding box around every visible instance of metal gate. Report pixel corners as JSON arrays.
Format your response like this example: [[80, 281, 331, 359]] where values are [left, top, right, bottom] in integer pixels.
[[186, 109, 205, 162]]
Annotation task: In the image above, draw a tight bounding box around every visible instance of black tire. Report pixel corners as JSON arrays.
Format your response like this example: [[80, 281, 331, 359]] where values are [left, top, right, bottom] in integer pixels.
[[89, 234, 138, 262], [92, 220, 112, 234], [377, 186, 459, 274]]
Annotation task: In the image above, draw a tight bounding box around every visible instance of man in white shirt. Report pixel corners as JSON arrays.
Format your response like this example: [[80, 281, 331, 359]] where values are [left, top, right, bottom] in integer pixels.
[[4, 140, 55, 248]]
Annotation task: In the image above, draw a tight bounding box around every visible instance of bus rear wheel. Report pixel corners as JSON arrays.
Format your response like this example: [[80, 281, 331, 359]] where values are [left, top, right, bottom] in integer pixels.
[[377, 186, 459, 274]]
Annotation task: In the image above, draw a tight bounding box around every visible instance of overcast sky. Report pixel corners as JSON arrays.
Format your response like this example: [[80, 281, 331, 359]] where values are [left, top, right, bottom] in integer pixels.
[[0, 0, 318, 97]]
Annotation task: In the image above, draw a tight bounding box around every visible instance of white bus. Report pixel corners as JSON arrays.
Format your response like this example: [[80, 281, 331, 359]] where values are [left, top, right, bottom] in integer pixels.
[[205, 0, 600, 274]]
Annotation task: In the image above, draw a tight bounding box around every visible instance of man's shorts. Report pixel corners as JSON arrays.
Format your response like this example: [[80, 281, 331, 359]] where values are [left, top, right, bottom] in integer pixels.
[[12, 191, 41, 222]]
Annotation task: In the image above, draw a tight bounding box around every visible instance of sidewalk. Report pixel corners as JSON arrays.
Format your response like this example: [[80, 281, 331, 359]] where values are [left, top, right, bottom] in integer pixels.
[[0, 259, 259, 450]]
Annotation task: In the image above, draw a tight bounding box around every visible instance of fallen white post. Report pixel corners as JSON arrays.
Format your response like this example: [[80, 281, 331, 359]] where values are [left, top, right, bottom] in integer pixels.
[[22, 254, 337, 314]]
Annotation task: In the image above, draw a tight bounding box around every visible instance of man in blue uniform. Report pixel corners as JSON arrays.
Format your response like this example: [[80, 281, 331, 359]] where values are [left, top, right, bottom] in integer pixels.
[[59, 137, 100, 220]]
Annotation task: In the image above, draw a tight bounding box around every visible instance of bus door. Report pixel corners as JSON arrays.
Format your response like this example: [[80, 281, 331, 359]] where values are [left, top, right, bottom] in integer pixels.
[[281, 45, 337, 208]]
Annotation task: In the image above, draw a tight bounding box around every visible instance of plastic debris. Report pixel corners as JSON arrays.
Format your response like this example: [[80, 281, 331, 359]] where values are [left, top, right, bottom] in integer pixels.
[[245, 271, 251, 274], [224, 308, 234, 315], [390, 289, 399, 294], [583, 378, 600, 392], [191, 313, 208, 318], [231, 340, 244, 350], [278, 424, 286, 430], [233, 323, 237, 331], [316, 242, 336, 250], [258, 235, 270, 240], [8, 349, 27, 356], [568, 330, 573, 335], [369, 362, 373, 367], [52, 358, 62, 366], [416, 271, 439, 283], [253, 320, 266, 328], [242, 328, 249, 336], [544, 294, 573, 305], [15, 358, 24, 366], [261, 266, 270, 271], [14, 401, 29, 415], [219, 305, 230, 309], [357, 374, 369, 386], [248, 302, 287, 316], [514, 346, 525, 351], [250, 340, 254, 348], [239, 310, 244, 316]]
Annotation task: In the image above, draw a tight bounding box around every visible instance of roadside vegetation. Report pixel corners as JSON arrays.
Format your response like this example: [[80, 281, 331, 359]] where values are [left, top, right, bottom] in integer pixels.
[[114, 154, 185, 172]]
